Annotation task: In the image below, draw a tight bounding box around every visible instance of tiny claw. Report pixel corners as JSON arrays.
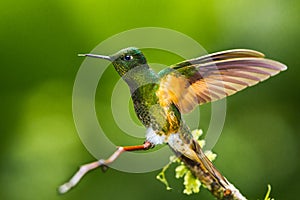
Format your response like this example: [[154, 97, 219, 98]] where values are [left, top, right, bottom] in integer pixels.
[[144, 141, 155, 149]]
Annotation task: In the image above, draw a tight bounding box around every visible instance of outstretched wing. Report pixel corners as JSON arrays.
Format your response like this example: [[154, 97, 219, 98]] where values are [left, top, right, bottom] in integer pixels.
[[157, 49, 287, 113]]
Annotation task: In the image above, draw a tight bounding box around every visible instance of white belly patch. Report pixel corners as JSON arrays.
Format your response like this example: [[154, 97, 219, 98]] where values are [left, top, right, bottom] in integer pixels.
[[145, 127, 166, 145]]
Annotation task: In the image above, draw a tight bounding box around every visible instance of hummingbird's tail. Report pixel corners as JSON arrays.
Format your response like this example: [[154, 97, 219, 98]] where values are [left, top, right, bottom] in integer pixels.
[[183, 141, 228, 182], [168, 135, 246, 199], [170, 137, 228, 188]]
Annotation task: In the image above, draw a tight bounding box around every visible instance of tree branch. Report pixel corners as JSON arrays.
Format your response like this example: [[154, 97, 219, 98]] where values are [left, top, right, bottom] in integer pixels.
[[180, 155, 247, 200], [59, 140, 246, 200], [58, 142, 152, 194]]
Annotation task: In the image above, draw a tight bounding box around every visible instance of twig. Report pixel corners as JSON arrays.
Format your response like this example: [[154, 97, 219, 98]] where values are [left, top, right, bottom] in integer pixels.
[[59, 141, 246, 200], [58, 142, 152, 194]]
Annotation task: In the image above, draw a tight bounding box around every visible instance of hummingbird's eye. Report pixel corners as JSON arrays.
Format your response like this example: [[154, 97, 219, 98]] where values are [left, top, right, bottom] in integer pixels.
[[123, 55, 133, 61]]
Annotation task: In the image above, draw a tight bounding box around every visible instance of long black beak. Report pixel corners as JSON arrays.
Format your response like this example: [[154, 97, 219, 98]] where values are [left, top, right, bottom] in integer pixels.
[[78, 53, 111, 61]]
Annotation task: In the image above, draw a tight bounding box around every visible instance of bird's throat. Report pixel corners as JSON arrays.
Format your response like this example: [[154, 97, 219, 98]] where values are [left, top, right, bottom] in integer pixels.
[[122, 64, 159, 93]]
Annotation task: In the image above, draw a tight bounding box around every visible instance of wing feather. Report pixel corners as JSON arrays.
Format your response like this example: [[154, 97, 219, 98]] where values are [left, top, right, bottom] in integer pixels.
[[157, 49, 287, 113]]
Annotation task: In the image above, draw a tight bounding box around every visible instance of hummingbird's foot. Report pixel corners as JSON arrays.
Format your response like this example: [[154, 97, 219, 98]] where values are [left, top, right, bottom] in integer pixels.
[[143, 141, 155, 149]]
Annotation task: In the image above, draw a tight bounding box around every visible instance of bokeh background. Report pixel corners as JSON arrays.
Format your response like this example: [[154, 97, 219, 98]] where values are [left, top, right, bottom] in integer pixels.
[[1, 0, 299, 199]]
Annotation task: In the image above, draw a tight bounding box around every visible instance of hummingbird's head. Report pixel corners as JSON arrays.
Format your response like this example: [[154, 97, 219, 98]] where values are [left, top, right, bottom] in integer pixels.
[[110, 47, 147, 76], [79, 47, 147, 77]]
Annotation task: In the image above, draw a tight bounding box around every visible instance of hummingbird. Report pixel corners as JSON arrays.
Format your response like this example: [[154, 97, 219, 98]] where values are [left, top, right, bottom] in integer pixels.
[[59, 47, 286, 199]]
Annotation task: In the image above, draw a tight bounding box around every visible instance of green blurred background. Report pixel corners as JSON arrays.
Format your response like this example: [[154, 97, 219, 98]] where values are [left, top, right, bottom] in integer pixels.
[[1, 0, 299, 199]]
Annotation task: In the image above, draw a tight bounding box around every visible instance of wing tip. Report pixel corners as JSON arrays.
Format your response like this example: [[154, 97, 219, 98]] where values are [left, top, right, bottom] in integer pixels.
[[280, 63, 288, 71], [265, 59, 288, 72]]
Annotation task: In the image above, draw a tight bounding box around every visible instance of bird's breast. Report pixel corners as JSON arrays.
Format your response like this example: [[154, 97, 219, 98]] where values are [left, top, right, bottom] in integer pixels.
[[131, 84, 182, 141]]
